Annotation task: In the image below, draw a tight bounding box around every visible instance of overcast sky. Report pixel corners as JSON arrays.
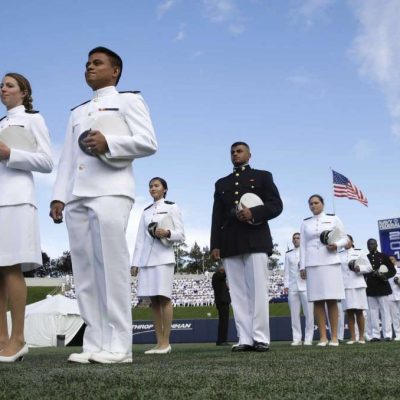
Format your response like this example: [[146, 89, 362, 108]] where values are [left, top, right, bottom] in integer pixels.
[[2, 0, 400, 264]]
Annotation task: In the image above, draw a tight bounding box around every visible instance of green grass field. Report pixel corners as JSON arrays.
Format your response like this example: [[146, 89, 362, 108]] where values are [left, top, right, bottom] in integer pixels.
[[27, 287, 57, 305], [1, 342, 399, 400]]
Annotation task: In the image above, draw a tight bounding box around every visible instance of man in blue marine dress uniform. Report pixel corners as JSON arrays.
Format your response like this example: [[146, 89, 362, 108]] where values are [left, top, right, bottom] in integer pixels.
[[210, 141, 283, 352]]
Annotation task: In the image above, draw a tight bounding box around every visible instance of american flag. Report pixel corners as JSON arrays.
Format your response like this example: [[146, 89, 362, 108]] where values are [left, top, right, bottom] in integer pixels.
[[332, 170, 368, 207]]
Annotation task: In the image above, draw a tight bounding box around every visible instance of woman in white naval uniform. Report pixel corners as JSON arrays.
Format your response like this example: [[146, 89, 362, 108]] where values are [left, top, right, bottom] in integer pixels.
[[388, 256, 400, 341], [284, 232, 314, 345], [0, 73, 53, 362], [339, 235, 372, 344], [132, 177, 185, 354], [300, 194, 347, 346]]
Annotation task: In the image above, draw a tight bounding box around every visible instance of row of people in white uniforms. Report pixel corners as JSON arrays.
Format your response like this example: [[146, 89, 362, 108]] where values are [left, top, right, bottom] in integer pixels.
[[285, 230, 400, 344]]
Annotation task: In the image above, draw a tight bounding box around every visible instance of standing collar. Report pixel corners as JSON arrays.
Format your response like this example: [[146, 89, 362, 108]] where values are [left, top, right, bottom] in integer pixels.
[[153, 198, 165, 205], [6, 105, 25, 116], [92, 86, 118, 99], [233, 164, 251, 173], [312, 211, 326, 219]]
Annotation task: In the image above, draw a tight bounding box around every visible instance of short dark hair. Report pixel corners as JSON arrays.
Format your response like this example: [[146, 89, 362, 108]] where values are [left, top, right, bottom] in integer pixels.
[[149, 177, 168, 198], [308, 194, 324, 205], [231, 141, 250, 150], [292, 232, 300, 239], [88, 46, 123, 85]]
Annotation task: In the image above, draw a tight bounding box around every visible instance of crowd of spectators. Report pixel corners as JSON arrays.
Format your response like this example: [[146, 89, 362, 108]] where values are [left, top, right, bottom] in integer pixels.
[[63, 270, 287, 307]]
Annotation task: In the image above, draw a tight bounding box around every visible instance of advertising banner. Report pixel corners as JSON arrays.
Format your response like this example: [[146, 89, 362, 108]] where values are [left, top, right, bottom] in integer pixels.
[[378, 218, 400, 260]]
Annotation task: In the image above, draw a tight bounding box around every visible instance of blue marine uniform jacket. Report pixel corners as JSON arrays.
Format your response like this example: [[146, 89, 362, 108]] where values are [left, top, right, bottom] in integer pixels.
[[210, 165, 283, 258], [366, 251, 396, 297]]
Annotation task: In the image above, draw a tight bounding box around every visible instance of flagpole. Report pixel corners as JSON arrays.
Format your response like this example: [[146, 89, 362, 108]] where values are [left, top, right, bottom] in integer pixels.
[[330, 167, 336, 214]]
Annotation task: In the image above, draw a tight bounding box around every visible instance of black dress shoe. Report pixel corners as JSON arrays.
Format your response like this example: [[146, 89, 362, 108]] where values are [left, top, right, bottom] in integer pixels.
[[216, 342, 230, 346], [253, 341, 270, 352], [384, 337, 392, 342], [231, 344, 254, 352], [369, 338, 381, 342]]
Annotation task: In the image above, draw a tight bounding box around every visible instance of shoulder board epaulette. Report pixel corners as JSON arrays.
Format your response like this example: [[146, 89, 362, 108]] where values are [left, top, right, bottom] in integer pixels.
[[0, 116, 5, 121], [303, 217, 312, 221], [326, 213, 335, 216], [70, 100, 90, 111], [25, 110, 39, 114], [119, 91, 141, 94], [286, 249, 294, 253], [165, 200, 175, 205], [144, 204, 153, 211], [354, 248, 361, 251]]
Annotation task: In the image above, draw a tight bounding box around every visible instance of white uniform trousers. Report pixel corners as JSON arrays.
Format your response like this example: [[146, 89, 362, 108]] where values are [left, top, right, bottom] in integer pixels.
[[367, 296, 392, 339], [389, 300, 400, 338], [223, 253, 269, 345], [65, 196, 133, 354], [288, 290, 314, 343]]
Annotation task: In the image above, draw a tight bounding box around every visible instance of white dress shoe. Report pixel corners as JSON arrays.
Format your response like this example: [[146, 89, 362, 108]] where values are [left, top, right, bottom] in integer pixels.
[[358, 340, 366, 344], [346, 341, 355, 345], [89, 351, 132, 364], [152, 345, 171, 354], [303, 341, 313, 346], [317, 341, 328, 347], [0, 344, 29, 362], [291, 341, 302, 346], [144, 347, 158, 355], [328, 341, 339, 347], [67, 352, 93, 364]]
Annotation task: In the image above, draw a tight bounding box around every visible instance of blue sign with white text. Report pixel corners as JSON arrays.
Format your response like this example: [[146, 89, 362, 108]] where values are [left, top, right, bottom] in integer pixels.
[[378, 218, 400, 260]]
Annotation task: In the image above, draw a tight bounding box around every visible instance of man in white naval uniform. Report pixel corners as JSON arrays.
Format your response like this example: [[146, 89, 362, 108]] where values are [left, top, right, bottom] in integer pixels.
[[50, 47, 157, 363], [388, 256, 400, 341], [284, 233, 314, 346]]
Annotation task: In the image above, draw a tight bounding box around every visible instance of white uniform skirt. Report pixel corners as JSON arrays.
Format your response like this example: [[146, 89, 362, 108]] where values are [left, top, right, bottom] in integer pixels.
[[342, 288, 368, 311], [306, 263, 345, 302], [137, 263, 174, 299], [0, 204, 42, 272]]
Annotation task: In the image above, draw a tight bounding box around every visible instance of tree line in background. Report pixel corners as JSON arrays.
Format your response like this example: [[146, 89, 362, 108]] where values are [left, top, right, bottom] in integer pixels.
[[28, 241, 282, 277]]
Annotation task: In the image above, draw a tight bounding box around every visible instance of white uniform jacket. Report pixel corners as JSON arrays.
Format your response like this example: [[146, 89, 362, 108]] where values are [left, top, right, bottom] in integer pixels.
[[339, 248, 372, 289], [284, 248, 306, 291], [300, 212, 348, 270], [132, 199, 185, 267], [52, 86, 157, 204], [0, 105, 53, 207], [389, 266, 400, 301]]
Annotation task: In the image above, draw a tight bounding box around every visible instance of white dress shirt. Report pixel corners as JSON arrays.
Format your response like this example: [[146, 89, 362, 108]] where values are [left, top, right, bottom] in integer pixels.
[[132, 199, 185, 267], [339, 248, 372, 289], [389, 266, 400, 301], [0, 105, 53, 206], [284, 247, 307, 291], [52, 86, 157, 204], [300, 212, 348, 269]]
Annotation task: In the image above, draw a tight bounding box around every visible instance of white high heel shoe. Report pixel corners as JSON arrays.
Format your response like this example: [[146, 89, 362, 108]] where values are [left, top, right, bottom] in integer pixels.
[[0, 344, 29, 362], [144, 347, 159, 355], [152, 345, 172, 354]]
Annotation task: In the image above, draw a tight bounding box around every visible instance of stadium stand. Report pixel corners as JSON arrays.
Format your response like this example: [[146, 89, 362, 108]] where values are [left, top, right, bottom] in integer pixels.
[[63, 270, 287, 306]]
